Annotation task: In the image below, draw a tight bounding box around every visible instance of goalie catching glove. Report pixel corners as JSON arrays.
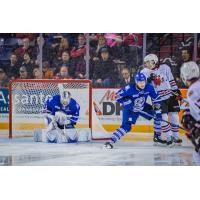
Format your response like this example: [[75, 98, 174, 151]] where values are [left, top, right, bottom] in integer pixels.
[[55, 111, 71, 126]]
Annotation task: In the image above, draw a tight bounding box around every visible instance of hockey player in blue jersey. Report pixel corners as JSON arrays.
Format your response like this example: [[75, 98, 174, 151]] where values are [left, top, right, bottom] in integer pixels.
[[104, 72, 165, 149], [34, 84, 80, 143]]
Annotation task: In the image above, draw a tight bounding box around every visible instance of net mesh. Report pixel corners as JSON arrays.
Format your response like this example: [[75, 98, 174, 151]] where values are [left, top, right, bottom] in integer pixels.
[[10, 80, 91, 137]]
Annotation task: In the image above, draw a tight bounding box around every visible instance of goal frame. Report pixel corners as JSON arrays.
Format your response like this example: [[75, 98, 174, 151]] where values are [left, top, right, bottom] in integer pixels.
[[9, 79, 92, 139]]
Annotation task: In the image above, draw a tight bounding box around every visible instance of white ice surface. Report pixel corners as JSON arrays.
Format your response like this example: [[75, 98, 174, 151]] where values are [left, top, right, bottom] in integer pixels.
[[0, 135, 199, 166]]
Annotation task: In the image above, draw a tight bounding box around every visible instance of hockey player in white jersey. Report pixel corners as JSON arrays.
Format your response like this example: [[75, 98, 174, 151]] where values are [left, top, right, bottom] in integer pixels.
[[141, 54, 183, 146], [180, 61, 200, 152], [34, 84, 80, 143]]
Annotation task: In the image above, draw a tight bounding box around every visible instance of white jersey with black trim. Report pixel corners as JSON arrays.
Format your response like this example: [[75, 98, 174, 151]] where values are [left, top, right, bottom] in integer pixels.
[[141, 64, 178, 100], [187, 79, 200, 121]]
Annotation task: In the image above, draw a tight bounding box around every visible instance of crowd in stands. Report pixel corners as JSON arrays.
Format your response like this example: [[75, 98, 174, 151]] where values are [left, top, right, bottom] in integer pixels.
[[0, 33, 199, 88]]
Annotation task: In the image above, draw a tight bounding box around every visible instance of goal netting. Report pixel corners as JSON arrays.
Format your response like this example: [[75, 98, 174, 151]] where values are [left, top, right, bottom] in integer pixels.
[[9, 79, 92, 138], [9, 79, 111, 140]]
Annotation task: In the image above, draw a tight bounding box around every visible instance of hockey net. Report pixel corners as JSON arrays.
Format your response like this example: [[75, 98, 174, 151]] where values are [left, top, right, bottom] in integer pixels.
[[9, 79, 93, 138]]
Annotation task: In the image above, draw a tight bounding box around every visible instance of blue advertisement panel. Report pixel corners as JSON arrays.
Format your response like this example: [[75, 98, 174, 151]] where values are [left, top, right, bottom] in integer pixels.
[[0, 88, 9, 113]]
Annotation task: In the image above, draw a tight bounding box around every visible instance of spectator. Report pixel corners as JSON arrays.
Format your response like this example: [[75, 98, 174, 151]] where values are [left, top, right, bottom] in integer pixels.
[[51, 37, 71, 68], [42, 61, 54, 79], [53, 51, 72, 73], [53, 66, 71, 79], [19, 66, 29, 79], [119, 68, 132, 87], [7, 53, 20, 79], [70, 34, 86, 58], [70, 34, 86, 79], [57, 37, 70, 58], [123, 33, 143, 47], [22, 52, 35, 78], [33, 67, 42, 79], [176, 47, 193, 87], [111, 34, 128, 62], [92, 47, 119, 88], [15, 33, 37, 41], [91, 35, 109, 61], [181, 47, 192, 63], [15, 38, 33, 59], [0, 67, 9, 87]]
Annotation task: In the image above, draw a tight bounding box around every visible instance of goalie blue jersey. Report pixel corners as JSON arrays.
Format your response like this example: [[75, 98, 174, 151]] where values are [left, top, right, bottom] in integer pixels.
[[44, 95, 80, 124], [116, 83, 162, 112]]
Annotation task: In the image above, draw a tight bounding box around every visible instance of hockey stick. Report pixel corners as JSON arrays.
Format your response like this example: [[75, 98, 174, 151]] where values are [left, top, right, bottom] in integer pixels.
[[139, 110, 187, 132], [171, 90, 189, 104]]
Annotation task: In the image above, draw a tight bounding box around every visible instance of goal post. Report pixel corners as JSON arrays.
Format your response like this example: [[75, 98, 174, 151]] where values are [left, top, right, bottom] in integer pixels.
[[9, 79, 92, 139]]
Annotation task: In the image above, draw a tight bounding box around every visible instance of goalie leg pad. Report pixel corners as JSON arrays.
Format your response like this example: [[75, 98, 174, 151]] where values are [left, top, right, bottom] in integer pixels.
[[63, 128, 78, 143], [42, 129, 67, 143]]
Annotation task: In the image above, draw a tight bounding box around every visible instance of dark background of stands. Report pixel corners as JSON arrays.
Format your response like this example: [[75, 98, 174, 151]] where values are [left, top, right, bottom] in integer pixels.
[[0, 33, 199, 88]]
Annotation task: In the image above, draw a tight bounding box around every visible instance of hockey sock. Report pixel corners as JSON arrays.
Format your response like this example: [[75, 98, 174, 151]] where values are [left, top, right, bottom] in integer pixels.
[[154, 119, 162, 137], [110, 128, 127, 144], [169, 112, 180, 139], [162, 113, 172, 141]]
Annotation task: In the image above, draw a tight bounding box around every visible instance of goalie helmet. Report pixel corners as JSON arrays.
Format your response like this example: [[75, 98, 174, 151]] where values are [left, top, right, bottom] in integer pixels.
[[144, 54, 158, 69], [58, 84, 71, 106], [180, 61, 200, 86]]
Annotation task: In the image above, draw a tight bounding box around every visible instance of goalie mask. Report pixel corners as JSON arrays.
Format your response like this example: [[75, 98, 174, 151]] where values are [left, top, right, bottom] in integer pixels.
[[180, 61, 200, 86], [144, 54, 158, 69], [60, 90, 71, 106]]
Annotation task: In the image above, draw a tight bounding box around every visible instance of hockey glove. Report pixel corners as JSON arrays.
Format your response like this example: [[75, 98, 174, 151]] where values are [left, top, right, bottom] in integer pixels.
[[150, 73, 161, 86], [172, 89, 183, 101], [153, 103, 162, 120], [182, 110, 200, 138]]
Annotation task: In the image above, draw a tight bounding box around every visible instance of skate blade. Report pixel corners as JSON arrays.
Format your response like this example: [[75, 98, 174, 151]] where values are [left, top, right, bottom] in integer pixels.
[[103, 145, 113, 149], [174, 143, 182, 146], [167, 143, 175, 148], [153, 142, 166, 147]]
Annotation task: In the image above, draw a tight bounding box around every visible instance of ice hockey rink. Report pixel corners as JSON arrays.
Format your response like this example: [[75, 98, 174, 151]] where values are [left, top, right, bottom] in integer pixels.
[[0, 133, 199, 166]]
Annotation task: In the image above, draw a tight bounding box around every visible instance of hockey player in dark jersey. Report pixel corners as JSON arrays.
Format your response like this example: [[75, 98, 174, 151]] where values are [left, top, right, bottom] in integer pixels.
[[104, 72, 165, 149]]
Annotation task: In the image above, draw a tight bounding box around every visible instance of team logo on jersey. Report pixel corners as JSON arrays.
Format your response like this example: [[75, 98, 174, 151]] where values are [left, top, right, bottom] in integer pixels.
[[134, 97, 145, 110]]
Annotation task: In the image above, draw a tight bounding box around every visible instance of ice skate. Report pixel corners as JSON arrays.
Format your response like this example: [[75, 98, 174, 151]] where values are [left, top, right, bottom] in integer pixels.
[[104, 142, 113, 149]]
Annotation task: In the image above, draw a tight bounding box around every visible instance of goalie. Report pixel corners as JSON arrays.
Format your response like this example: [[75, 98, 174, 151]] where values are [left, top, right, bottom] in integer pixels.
[[34, 84, 80, 143]]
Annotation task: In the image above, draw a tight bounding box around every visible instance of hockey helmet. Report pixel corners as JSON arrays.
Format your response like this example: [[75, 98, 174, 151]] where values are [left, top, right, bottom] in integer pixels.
[[180, 61, 200, 86], [144, 54, 158, 69]]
